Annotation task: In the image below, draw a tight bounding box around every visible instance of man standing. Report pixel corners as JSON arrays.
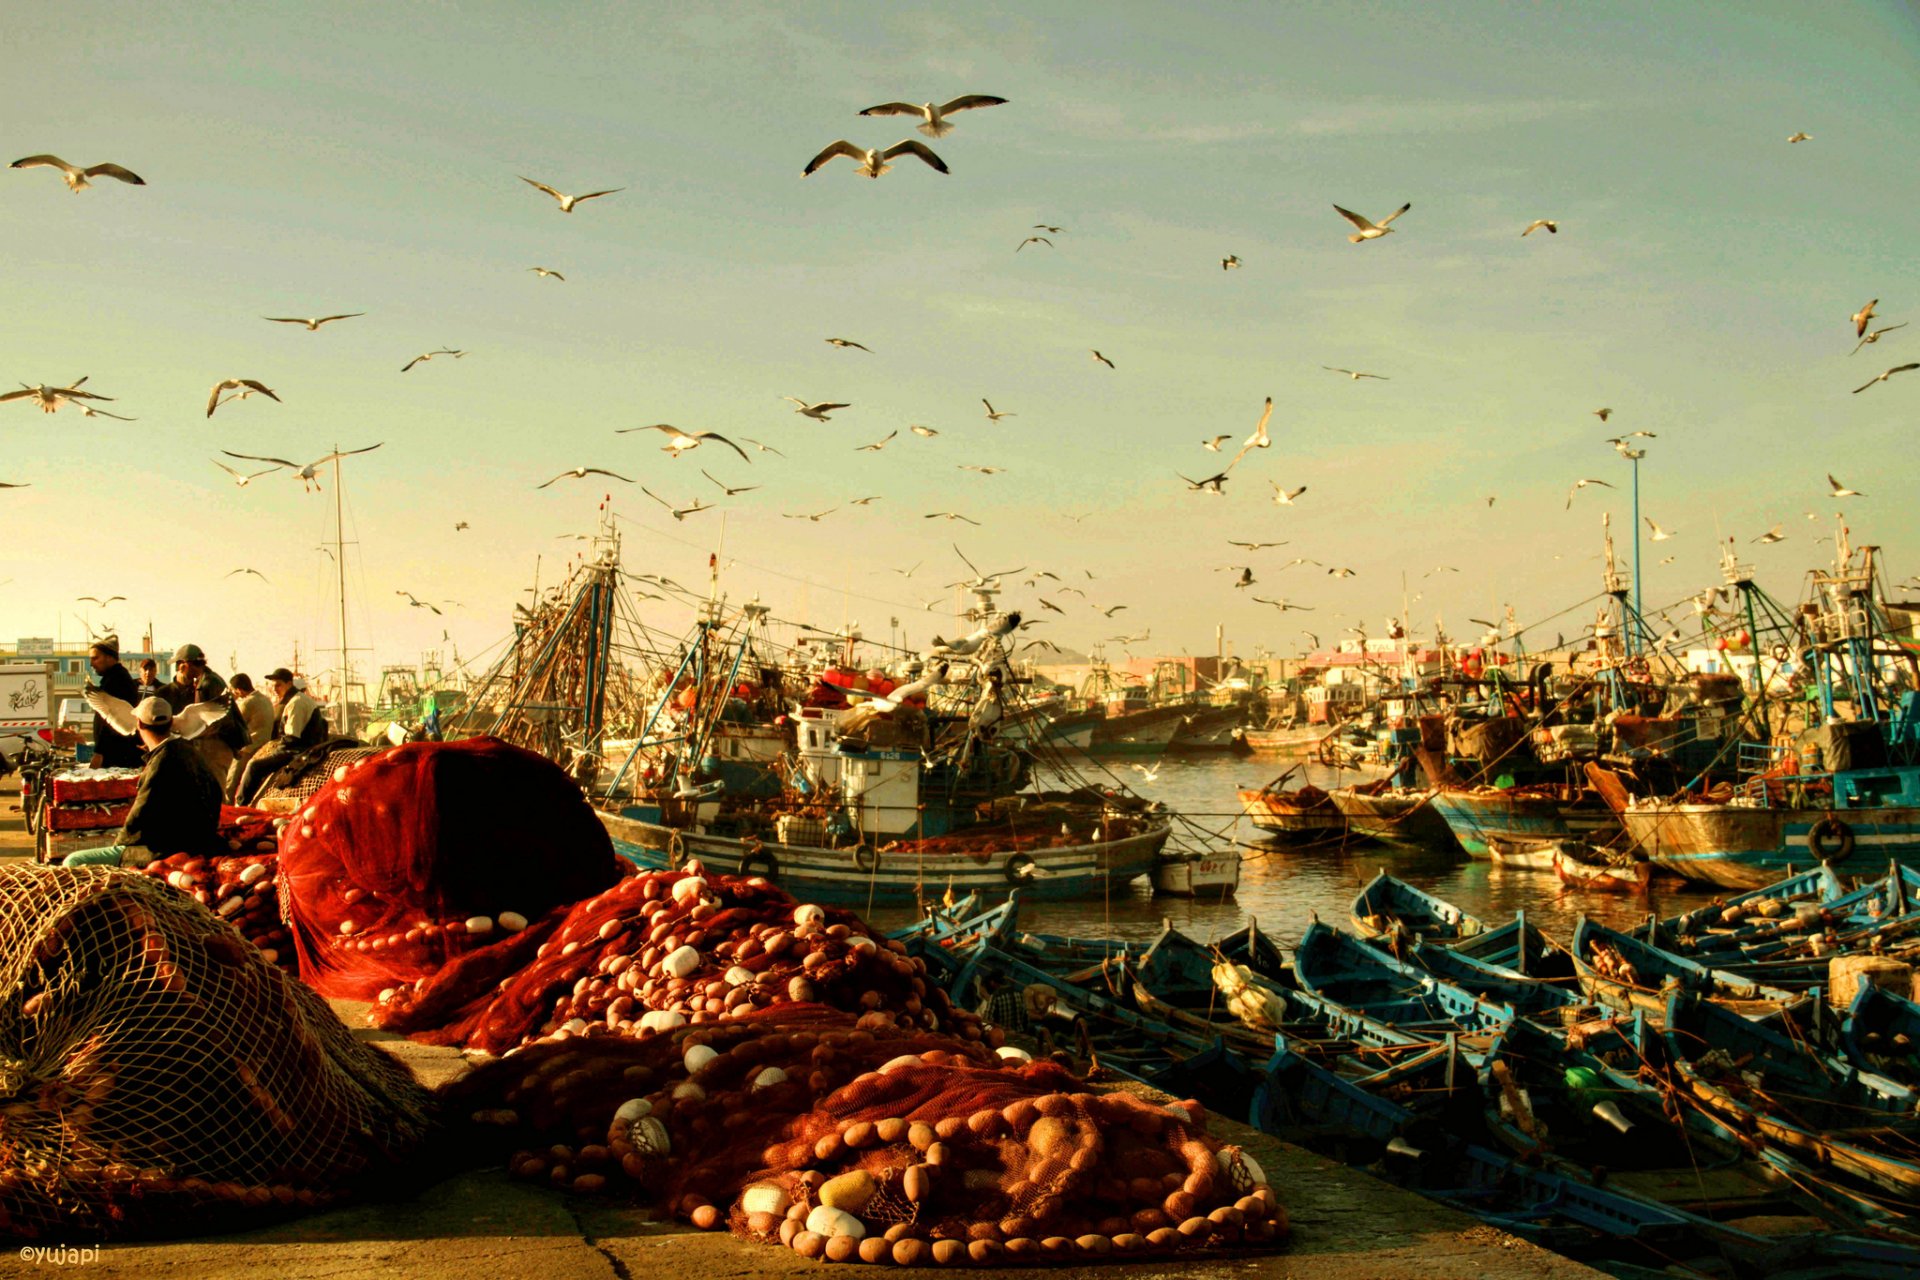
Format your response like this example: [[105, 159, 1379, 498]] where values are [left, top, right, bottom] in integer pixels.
[[235, 668, 330, 804], [224, 673, 275, 796], [157, 643, 227, 712], [63, 697, 224, 866], [86, 636, 142, 769], [135, 658, 163, 700]]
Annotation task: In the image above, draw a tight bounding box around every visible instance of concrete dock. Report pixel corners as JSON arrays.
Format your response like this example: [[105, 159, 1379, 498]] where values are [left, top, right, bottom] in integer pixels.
[[0, 776, 1601, 1278]]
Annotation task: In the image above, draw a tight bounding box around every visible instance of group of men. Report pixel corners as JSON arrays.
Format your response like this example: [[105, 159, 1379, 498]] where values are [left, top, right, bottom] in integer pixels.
[[75, 637, 331, 866]]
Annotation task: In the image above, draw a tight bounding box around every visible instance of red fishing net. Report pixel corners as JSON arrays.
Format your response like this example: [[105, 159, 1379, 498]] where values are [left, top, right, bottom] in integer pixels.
[[275, 737, 626, 999], [0, 866, 436, 1240]]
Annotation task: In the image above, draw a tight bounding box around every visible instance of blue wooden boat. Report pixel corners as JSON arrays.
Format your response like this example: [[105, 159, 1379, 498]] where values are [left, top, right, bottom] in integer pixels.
[[1844, 982, 1920, 1086], [1644, 864, 1850, 946], [1663, 990, 1920, 1208], [1405, 933, 1583, 1016], [1643, 862, 1920, 968], [1350, 869, 1487, 943], [1296, 918, 1517, 1040], [1571, 915, 1799, 1020], [890, 893, 1022, 1003], [1448, 909, 1574, 976]]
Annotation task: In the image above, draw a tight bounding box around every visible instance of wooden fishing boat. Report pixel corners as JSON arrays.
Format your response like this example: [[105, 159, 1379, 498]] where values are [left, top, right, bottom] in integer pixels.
[[1551, 844, 1652, 893], [1229, 722, 1330, 758], [1485, 836, 1558, 869], [1844, 982, 1920, 1087], [1149, 845, 1241, 896], [1294, 918, 1516, 1040], [1429, 784, 1622, 860], [1643, 864, 1851, 949], [1350, 869, 1487, 943], [1237, 768, 1343, 840], [1571, 916, 1799, 1021], [1448, 910, 1569, 976], [1328, 781, 1458, 848], [1404, 936, 1582, 1015]]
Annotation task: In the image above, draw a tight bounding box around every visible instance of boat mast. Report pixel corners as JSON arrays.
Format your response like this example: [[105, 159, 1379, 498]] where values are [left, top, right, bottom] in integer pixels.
[[333, 446, 350, 722]]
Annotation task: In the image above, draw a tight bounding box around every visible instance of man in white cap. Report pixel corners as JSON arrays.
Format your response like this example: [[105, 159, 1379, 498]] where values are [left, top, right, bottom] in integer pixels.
[[63, 696, 226, 867]]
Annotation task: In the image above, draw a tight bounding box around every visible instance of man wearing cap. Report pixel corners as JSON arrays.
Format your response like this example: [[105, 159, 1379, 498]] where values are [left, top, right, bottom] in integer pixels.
[[235, 667, 330, 805], [86, 636, 142, 769], [63, 697, 225, 867], [157, 643, 227, 713]]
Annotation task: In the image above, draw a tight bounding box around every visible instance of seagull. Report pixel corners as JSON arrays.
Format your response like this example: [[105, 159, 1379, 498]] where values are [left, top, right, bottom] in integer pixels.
[[221, 444, 383, 492], [85, 690, 229, 743], [1424, 565, 1461, 576], [1222, 255, 1241, 270], [785, 508, 838, 522], [264, 313, 362, 330], [1202, 434, 1232, 452], [205, 379, 280, 418], [910, 424, 938, 437], [72, 400, 136, 421], [848, 495, 882, 505], [701, 469, 761, 496], [10, 155, 144, 192], [1038, 598, 1063, 613], [520, 177, 623, 213], [1853, 300, 1879, 338], [1252, 597, 1313, 611], [855, 430, 897, 452], [640, 487, 713, 521], [1180, 473, 1228, 495], [1327, 567, 1357, 578], [1322, 367, 1388, 380], [1658, 556, 1676, 566], [401, 348, 465, 373], [1593, 408, 1613, 423], [1851, 323, 1907, 355], [616, 424, 752, 463], [77, 596, 126, 607], [1034, 224, 1064, 233], [1016, 236, 1053, 252], [1645, 517, 1677, 541], [1228, 540, 1288, 550], [536, 466, 632, 489], [396, 590, 441, 615], [1130, 763, 1161, 784], [959, 464, 1003, 474], [803, 139, 949, 178], [740, 437, 785, 456], [924, 512, 980, 525], [784, 398, 849, 421], [1227, 397, 1275, 470], [212, 460, 282, 486], [1828, 473, 1865, 498], [0, 380, 112, 413], [1102, 605, 1128, 617], [1333, 202, 1410, 242], [1605, 431, 1657, 447], [224, 568, 268, 582], [0, 482, 28, 489], [1521, 220, 1558, 237], [1091, 350, 1115, 370], [1227, 566, 1255, 589], [1753, 525, 1787, 545], [857, 94, 1007, 137], [1787, 131, 1811, 143], [1853, 363, 1918, 394], [1565, 478, 1615, 508], [1281, 557, 1323, 570], [982, 400, 1015, 421], [528, 267, 565, 280], [455, 521, 469, 531], [825, 338, 872, 352], [1272, 483, 1307, 505]]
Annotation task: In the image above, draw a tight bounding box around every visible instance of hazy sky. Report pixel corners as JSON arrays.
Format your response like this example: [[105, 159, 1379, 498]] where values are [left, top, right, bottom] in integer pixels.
[[2, 2, 1915, 684]]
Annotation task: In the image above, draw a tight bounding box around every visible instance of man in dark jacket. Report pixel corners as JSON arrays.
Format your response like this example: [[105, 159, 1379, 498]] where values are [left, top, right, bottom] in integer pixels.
[[234, 668, 330, 804], [63, 697, 224, 866], [86, 636, 142, 769], [157, 642, 227, 712]]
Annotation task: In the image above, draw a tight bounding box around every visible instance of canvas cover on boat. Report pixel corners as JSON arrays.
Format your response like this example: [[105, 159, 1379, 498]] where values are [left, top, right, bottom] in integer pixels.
[[0, 866, 434, 1240], [276, 736, 625, 999]]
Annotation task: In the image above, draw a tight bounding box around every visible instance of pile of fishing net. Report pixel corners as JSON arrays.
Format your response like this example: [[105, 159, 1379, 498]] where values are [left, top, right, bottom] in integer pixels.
[[275, 736, 626, 1000], [444, 1004, 1287, 1264], [370, 863, 975, 1054], [0, 866, 436, 1240], [126, 804, 292, 970]]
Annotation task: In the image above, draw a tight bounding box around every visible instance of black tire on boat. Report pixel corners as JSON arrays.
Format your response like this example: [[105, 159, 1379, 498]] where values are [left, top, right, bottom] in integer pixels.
[[1807, 816, 1855, 863], [738, 839, 777, 880], [1004, 853, 1036, 883], [853, 842, 879, 874]]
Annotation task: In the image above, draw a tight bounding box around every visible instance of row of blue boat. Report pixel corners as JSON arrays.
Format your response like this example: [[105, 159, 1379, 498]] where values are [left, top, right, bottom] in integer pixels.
[[891, 863, 1920, 1279]]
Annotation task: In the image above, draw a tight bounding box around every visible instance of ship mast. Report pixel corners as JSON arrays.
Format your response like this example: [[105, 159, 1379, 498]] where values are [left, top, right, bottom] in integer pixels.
[[333, 447, 350, 721]]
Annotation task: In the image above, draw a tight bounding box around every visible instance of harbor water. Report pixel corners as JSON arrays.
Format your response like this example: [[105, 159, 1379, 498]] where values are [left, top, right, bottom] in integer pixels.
[[868, 754, 1728, 945]]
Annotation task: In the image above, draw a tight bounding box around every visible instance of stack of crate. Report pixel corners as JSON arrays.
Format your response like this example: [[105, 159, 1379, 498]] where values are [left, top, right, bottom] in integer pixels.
[[37, 767, 143, 863]]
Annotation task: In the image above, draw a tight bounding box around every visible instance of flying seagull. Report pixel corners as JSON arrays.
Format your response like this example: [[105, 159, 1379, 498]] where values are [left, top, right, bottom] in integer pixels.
[[702, 469, 761, 496], [1565, 477, 1615, 508], [1827, 473, 1865, 498], [785, 508, 838, 522], [1202, 434, 1231, 452], [224, 568, 268, 582], [1322, 367, 1388, 380], [848, 495, 882, 505], [0, 380, 112, 413], [784, 398, 849, 421], [640, 487, 713, 521], [1222, 255, 1240, 270], [855, 430, 898, 452], [1223, 566, 1255, 589], [205, 379, 280, 418], [536, 466, 632, 489], [1180, 472, 1229, 495], [1034, 224, 1064, 233], [616, 424, 752, 463], [528, 267, 565, 280], [10, 155, 144, 192], [77, 596, 126, 607], [454, 522, 469, 531], [959, 464, 1003, 474], [982, 399, 1014, 421], [1853, 363, 1918, 394], [520, 177, 623, 213], [1853, 300, 1878, 338], [1091, 350, 1115, 370], [1851, 323, 1907, 355], [1333, 202, 1410, 242], [1272, 483, 1307, 505], [222, 444, 382, 492], [85, 689, 229, 742], [1016, 236, 1053, 252], [1228, 540, 1288, 550], [1252, 597, 1313, 611], [739, 437, 785, 457], [264, 313, 362, 331], [401, 348, 465, 372], [1787, 131, 1811, 143], [1226, 396, 1275, 470], [1645, 517, 1677, 541], [1327, 567, 1357, 578], [857, 94, 1007, 137], [909, 424, 938, 437], [396, 590, 441, 614], [1593, 407, 1613, 422], [924, 512, 981, 525], [825, 338, 872, 352], [1754, 525, 1787, 545], [212, 459, 282, 486], [1521, 220, 1558, 236], [0, 482, 27, 489], [803, 139, 949, 178]]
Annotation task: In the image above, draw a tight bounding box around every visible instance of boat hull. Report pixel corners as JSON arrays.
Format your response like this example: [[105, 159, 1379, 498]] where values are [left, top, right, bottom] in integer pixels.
[[1430, 788, 1621, 859], [1330, 787, 1458, 848], [1237, 788, 1343, 840], [595, 809, 1167, 906], [1231, 726, 1325, 757], [1151, 849, 1241, 896], [1088, 706, 1187, 754], [1623, 802, 1920, 891]]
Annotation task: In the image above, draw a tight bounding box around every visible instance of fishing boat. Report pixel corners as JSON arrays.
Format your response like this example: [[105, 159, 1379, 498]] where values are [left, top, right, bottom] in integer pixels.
[[1484, 836, 1558, 869], [1843, 982, 1920, 1085], [1238, 766, 1343, 840], [1403, 935, 1582, 1015], [1149, 845, 1241, 896], [1294, 918, 1517, 1040], [1429, 784, 1623, 860], [1350, 869, 1487, 943], [1328, 780, 1459, 849], [1550, 844, 1652, 893], [1570, 916, 1799, 1020], [1641, 863, 1851, 948]]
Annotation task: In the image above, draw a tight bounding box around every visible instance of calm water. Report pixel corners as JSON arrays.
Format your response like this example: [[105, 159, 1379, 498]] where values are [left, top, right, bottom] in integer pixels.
[[868, 754, 1722, 950]]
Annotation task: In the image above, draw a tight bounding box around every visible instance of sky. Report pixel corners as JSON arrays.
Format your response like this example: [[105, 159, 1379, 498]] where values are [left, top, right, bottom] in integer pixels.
[[2, 1, 1916, 687]]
